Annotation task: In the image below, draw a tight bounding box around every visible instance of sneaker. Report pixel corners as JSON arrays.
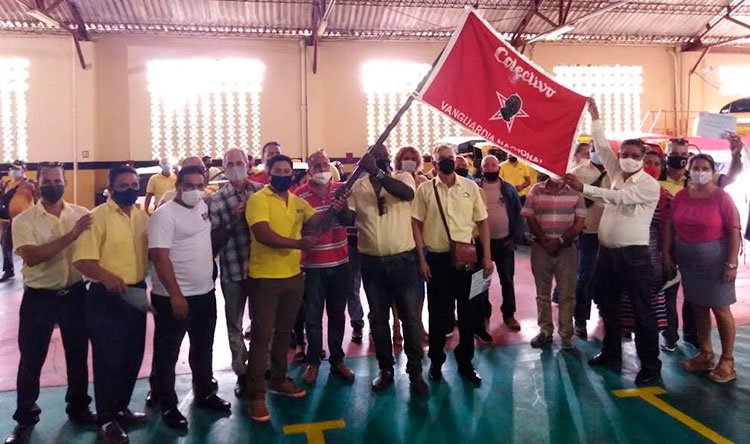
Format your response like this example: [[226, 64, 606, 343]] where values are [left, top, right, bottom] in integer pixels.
[[249, 400, 270, 423], [530, 332, 553, 348], [269, 378, 307, 398], [474, 330, 492, 344], [561, 337, 574, 350], [503, 317, 521, 332], [661, 340, 677, 352]]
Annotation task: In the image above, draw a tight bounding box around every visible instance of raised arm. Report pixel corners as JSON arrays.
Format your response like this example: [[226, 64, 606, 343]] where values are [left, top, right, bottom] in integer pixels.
[[587, 99, 620, 179]]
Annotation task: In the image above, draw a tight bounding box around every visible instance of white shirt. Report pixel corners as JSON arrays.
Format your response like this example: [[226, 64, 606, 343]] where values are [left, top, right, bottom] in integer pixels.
[[583, 120, 660, 248], [148, 199, 214, 296]]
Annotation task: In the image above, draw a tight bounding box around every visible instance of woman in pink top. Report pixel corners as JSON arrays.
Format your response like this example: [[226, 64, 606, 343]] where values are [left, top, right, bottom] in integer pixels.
[[662, 154, 742, 383]]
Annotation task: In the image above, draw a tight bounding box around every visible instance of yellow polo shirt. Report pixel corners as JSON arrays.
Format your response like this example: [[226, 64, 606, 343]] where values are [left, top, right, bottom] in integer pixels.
[[412, 176, 488, 253], [246, 186, 316, 279], [4, 178, 35, 220], [146, 172, 177, 204], [499, 160, 533, 197], [12, 200, 89, 290], [347, 172, 416, 256], [72, 198, 148, 285]]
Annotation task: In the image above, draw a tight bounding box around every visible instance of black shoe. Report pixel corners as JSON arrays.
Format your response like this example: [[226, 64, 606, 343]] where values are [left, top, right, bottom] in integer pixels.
[[195, 394, 231, 412], [145, 390, 159, 409], [661, 340, 677, 352], [588, 352, 622, 367], [684, 336, 699, 349], [574, 322, 587, 339], [635, 369, 662, 385], [67, 407, 97, 425], [244, 325, 252, 340], [161, 409, 188, 429], [429, 365, 443, 382], [4, 424, 33, 444], [371, 370, 394, 392], [0, 271, 14, 283], [409, 372, 429, 397], [97, 422, 128, 444], [234, 375, 248, 399], [351, 326, 363, 344], [116, 409, 148, 425], [474, 330, 492, 344], [458, 367, 482, 385]]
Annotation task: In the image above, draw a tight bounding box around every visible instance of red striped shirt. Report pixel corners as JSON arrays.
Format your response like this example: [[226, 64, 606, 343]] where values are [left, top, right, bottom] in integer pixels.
[[296, 182, 349, 268]]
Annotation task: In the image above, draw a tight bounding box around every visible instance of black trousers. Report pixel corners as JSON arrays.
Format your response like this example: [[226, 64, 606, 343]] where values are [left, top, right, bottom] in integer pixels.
[[2, 221, 13, 273], [592, 246, 661, 371], [150, 291, 217, 410], [426, 252, 476, 371], [474, 237, 516, 326], [87, 282, 146, 425], [13, 282, 91, 425]]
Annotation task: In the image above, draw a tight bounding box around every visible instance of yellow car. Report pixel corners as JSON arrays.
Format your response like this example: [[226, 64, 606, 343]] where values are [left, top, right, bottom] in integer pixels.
[[719, 98, 750, 135]]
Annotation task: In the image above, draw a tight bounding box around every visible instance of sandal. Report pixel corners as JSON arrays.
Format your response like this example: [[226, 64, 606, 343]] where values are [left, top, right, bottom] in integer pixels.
[[708, 356, 737, 383], [680, 351, 715, 372]]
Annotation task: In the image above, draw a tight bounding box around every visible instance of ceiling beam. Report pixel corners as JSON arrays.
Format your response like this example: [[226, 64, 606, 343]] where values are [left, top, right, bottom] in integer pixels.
[[527, 0, 632, 44], [682, 0, 747, 51], [65, 0, 90, 41], [510, 0, 544, 48]]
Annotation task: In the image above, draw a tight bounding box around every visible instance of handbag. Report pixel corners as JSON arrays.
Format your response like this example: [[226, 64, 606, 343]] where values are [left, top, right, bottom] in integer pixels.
[[432, 179, 477, 270]]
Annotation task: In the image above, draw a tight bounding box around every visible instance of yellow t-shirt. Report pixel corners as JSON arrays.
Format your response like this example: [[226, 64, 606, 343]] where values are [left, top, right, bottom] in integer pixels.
[[245, 186, 316, 279], [146, 173, 177, 204], [12, 201, 89, 289], [499, 161, 533, 197], [72, 198, 149, 285], [4, 178, 35, 220], [412, 176, 488, 253], [659, 172, 722, 196], [347, 172, 416, 256]]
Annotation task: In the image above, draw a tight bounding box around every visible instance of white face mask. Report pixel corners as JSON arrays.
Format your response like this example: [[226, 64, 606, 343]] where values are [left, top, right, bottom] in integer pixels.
[[690, 169, 713, 185], [225, 165, 248, 182], [180, 189, 203, 207], [619, 158, 643, 173], [312, 171, 332, 184], [10, 170, 22, 180], [401, 160, 417, 173]]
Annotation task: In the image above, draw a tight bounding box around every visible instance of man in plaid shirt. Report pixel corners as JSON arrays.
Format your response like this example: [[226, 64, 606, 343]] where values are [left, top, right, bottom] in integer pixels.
[[208, 148, 262, 399]]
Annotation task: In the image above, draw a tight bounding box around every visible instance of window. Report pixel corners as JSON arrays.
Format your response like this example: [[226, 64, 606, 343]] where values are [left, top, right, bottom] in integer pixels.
[[553, 65, 643, 138], [147, 58, 265, 160], [0, 58, 29, 162], [361, 60, 463, 154], [719, 66, 750, 97]]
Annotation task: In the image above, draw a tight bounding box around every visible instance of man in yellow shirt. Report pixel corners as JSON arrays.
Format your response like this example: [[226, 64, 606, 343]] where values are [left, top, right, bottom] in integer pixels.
[[1, 160, 37, 282], [5, 163, 94, 444], [499, 156, 533, 200], [244, 154, 347, 423], [144, 157, 176, 214], [412, 144, 493, 386], [73, 165, 149, 444], [347, 145, 428, 397]]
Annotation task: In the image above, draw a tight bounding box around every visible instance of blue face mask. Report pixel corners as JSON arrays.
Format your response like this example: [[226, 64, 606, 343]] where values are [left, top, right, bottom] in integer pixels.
[[270, 174, 293, 192], [590, 152, 603, 166], [161, 164, 172, 174]]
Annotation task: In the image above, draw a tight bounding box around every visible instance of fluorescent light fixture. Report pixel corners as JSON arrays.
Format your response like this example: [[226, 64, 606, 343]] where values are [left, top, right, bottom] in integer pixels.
[[25, 9, 60, 28], [542, 24, 575, 40], [317, 19, 328, 37]]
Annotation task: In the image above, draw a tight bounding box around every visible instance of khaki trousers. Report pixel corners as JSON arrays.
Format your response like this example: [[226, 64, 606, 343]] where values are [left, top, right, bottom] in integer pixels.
[[530, 242, 578, 340]]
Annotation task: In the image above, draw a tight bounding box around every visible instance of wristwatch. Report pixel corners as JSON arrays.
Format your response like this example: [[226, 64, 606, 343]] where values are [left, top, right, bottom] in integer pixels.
[[375, 169, 386, 180], [725, 262, 738, 270]]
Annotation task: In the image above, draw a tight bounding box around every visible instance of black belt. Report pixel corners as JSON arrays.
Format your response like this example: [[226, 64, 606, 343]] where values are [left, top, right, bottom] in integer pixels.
[[26, 281, 86, 297], [361, 249, 416, 262]]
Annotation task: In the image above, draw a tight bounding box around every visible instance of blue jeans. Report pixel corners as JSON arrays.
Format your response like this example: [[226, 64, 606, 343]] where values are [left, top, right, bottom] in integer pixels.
[[304, 264, 350, 366], [574, 233, 599, 324], [347, 242, 364, 328]]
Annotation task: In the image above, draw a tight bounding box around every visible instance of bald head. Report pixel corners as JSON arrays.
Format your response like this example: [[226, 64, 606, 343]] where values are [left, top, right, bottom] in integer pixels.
[[181, 156, 204, 169], [481, 155, 500, 173]]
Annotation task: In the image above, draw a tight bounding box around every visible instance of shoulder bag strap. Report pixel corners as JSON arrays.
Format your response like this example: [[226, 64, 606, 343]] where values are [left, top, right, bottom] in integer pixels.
[[591, 170, 608, 187], [432, 179, 453, 242]]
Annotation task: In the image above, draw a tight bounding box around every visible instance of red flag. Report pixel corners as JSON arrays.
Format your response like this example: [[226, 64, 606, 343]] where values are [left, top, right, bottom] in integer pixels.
[[418, 11, 588, 177]]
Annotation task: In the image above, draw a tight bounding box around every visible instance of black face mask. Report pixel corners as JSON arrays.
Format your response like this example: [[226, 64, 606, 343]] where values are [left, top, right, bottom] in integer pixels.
[[270, 174, 293, 192], [508, 156, 518, 163], [455, 168, 469, 177], [112, 188, 139, 207], [483, 172, 499, 181], [40, 185, 65, 203], [667, 155, 688, 170], [375, 159, 391, 172], [437, 158, 455, 175]]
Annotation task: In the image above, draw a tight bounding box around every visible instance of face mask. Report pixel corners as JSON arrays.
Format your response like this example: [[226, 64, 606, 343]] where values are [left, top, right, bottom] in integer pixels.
[[40, 185, 64, 203], [644, 165, 661, 179], [112, 188, 139, 207], [619, 158, 643, 174], [312, 171, 332, 185], [508, 156, 518, 163], [438, 158, 455, 175], [10, 170, 22, 180], [667, 155, 688, 170], [270, 174, 293, 192], [483, 172, 499, 181], [180, 189, 203, 207], [401, 160, 417, 173], [590, 152, 603, 166], [455, 168, 469, 177], [161, 164, 172, 174], [376, 159, 391, 172], [225, 166, 248, 182], [690, 170, 713, 185]]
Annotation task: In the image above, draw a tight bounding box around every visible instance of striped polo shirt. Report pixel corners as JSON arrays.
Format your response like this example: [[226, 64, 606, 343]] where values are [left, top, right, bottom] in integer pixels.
[[521, 181, 586, 239], [296, 182, 349, 269]]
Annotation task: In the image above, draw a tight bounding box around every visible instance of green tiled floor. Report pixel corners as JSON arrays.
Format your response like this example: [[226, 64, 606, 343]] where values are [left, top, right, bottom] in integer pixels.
[[2, 328, 749, 444]]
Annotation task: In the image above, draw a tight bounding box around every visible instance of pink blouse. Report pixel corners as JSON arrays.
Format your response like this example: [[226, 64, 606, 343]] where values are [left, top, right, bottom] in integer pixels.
[[670, 188, 738, 243]]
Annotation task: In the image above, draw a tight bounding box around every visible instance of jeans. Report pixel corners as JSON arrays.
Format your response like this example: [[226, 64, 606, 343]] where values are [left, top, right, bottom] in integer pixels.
[[426, 252, 476, 371], [304, 264, 350, 366], [2, 221, 13, 273], [14, 283, 91, 425], [150, 291, 218, 410], [220, 279, 249, 376], [474, 237, 516, 329], [360, 251, 423, 374], [87, 282, 147, 425], [530, 243, 577, 339], [592, 246, 661, 371], [662, 283, 680, 344], [574, 233, 600, 324], [246, 274, 304, 400], [347, 242, 365, 328]]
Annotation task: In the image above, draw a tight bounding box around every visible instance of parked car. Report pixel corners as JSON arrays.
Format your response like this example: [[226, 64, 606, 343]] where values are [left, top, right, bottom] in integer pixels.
[[719, 97, 750, 135]]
